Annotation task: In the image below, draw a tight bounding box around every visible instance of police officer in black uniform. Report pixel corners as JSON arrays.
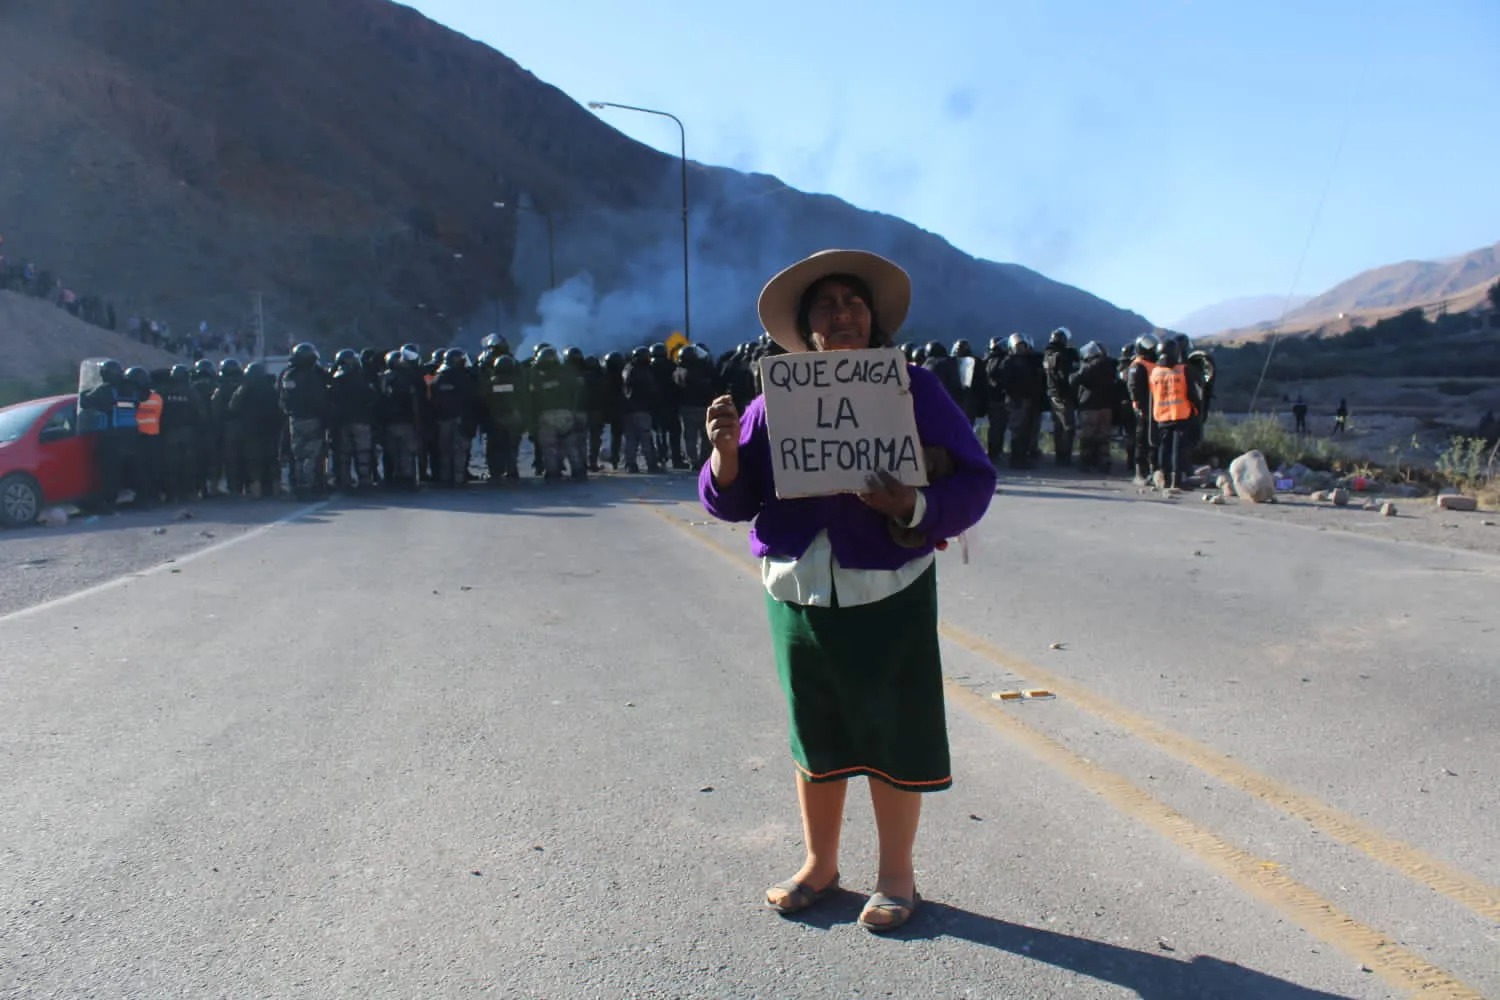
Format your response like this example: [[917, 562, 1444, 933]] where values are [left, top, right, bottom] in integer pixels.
[[78, 359, 135, 513], [1043, 327, 1080, 466], [278, 343, 329, 498], [229, 361, 282, 499], [981, 337, 1009, 465], [160, 364, 200, 502], [329, 348, 377, 489]]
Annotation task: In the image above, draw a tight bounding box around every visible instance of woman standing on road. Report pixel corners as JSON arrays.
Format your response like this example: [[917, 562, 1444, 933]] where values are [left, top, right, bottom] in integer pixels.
[[698, 249, 996, 932]]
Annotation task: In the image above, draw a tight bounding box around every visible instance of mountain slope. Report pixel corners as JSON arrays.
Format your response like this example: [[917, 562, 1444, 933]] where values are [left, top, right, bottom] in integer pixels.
[[0, 0, 1150, 359], [1282, 242, 1500, 327], [1172, 295, 1310, 339]]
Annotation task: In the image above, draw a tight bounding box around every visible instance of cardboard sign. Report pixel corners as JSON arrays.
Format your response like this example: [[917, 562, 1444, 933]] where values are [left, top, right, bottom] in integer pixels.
[[759, 347, 928, 499]]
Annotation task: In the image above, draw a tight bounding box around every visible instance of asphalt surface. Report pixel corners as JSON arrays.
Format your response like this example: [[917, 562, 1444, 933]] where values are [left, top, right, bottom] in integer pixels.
[[2, 471, 1496, 999]]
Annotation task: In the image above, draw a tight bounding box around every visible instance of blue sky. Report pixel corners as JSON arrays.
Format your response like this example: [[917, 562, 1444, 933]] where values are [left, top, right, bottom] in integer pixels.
[[406, 0, 1499, 326]]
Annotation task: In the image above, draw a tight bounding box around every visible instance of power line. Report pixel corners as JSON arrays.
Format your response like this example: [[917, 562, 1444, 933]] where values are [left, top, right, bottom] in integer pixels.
[[1247, 75, 1364, 413]]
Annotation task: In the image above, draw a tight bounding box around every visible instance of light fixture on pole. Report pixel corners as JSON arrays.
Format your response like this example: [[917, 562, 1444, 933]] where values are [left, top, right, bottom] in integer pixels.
[[588, 100, 690, 341], [493, 200, 556, 290]]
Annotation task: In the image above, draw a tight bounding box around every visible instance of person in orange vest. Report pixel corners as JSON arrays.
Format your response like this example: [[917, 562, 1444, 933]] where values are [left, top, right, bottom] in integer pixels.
[[1147, 338, 1202, 492], [128, 367, 164, 508]]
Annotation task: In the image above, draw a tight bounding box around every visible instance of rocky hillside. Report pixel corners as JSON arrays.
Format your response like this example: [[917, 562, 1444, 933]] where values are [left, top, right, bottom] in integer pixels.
[[1282, 241, 1500, 328], [0, 292, 184, 405], [1217, 241, 1500, 341], [0, 0, 1150, 362]]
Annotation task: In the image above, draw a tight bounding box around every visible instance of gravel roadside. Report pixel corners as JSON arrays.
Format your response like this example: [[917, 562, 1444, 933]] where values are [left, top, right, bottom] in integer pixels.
[[998, 467, 1500, 558], [0, 499, 319, 617]]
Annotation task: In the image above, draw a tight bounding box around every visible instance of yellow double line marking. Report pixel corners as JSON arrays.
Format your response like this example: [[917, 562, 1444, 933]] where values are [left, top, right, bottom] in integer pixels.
[[646, 502, 1491, 999]]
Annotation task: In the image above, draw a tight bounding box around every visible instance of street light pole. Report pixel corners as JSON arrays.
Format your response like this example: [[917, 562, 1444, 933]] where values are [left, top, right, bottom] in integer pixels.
[[588, 101, 690, 341]]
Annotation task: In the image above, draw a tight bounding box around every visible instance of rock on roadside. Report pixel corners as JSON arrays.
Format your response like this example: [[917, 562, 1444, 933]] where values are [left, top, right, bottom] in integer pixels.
[[1229, 450, 1276, 503]]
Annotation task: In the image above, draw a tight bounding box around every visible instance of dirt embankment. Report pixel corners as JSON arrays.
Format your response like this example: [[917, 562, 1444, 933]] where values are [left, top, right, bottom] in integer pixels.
[[0, 291, 182, 401]]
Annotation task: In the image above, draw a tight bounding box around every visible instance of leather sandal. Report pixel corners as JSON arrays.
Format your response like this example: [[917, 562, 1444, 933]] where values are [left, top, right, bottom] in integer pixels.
[[858, 890, 921, 932], [765, 872, 840, 914]]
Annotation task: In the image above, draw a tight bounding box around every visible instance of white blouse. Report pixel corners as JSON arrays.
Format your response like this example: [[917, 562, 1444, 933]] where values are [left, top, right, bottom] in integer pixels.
[[760, 491, 933, 608]]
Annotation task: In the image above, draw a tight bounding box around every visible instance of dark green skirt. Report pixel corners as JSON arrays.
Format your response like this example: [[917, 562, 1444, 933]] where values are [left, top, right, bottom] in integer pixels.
[[764, 563, 951, 792]]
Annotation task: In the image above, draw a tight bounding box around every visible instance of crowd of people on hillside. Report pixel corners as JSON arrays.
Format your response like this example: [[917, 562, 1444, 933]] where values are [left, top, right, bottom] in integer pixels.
[[0, 234, 251, 359], [70, 326, 1216, 512]]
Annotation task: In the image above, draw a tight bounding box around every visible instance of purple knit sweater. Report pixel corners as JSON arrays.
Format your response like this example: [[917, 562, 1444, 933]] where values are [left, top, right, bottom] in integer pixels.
[[699, 364, 996, 569]]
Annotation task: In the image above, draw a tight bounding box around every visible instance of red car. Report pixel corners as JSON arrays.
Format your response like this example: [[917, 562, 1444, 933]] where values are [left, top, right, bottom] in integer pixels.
[[0, 394, 99, 527]]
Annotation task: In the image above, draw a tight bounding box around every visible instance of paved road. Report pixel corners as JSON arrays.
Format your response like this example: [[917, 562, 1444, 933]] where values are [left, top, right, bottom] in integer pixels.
[[2, 473, 1496, 999]]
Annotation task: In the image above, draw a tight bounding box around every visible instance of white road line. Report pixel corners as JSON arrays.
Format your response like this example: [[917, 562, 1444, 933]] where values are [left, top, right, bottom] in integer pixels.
[[0, 499, 330, 625]]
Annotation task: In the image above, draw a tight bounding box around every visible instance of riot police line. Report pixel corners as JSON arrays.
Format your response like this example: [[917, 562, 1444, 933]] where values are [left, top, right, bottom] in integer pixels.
[[72, 327, 1214, 512], [902, 328, 1215, 488]]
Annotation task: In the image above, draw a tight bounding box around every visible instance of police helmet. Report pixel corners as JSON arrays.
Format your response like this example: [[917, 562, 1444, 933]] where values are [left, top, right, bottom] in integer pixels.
[[563, 346, 584, 366], [480, 333, 505, 351], [334, 348, 359, 370], [649, 342, 668, 361], [1159, 338, 1182, 366], [925, 340, 948, 359], [534, 345, 560, 366], [952, 339, 973, 358], [193, 359, 215, 378], [444, 348, 468, 369], [400, 342, 421, 358], [1120, 344, 1133, 360], [384, 349, 404, 369], [630, 346, 650, 364], [291, 342, 319, 366], [1049, 327, 1071, 348], [218, 358, 242, 378], [168, 364, 189, 381], [125, 367, 152, 389], [245, 361, 269, 379], [1007, 332, 1028, 354], [1175, 334, 1193, 355], [1134, 334, 1160, 360], [1080, 341, 1104, 361], [429, 348, 445, 366], [604, 351, 626, 369], [99, 359, 125, 385], [988, 337, 1006, 356]]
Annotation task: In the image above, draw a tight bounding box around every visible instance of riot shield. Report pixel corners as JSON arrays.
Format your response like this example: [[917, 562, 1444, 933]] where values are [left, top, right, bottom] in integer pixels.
[[76, 358, 108, 432], [77, 357, 107, 396], [957, 356, 976, 389]]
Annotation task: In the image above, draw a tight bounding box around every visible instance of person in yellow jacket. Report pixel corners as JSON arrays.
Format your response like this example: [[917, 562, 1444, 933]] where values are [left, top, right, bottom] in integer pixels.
[[1147, 338, 1201, 492], [128, 367, 164, 508]]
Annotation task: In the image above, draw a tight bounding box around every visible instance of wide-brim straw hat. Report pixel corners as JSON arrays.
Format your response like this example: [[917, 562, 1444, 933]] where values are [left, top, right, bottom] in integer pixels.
[[756, 249, 911, 354]]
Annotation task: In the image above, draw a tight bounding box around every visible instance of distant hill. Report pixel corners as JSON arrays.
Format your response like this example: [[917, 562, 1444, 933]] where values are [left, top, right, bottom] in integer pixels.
[[1217, 241, 1500, 342], [1283, 241, 1500, 327], [0, 0, 1151, 365], [1172, 295, 1309, 339]]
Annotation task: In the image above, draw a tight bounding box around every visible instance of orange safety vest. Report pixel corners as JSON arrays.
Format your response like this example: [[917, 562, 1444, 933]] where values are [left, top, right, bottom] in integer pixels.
[[136, 391, 164, 436], [1149, 366, 1193, 424]]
